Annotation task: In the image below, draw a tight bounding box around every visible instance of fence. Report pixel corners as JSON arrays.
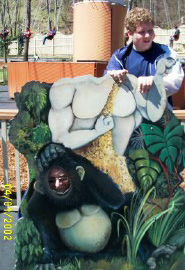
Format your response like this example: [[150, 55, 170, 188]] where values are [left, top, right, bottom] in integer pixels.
[[0, 109, 185, 212], [8, 33, 73, 58], [0, 109, 28, 211]]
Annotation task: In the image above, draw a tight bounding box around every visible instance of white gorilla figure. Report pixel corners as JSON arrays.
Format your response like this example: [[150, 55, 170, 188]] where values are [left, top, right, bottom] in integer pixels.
[[48, 58, 175, 156]]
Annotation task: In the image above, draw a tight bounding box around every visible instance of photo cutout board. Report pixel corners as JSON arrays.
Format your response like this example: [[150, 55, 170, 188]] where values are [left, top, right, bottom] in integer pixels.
[[10, 58, 185, 270]]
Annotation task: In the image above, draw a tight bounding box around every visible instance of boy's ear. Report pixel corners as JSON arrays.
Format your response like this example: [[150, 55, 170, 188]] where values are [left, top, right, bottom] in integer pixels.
[[127, 30, 133, 37]]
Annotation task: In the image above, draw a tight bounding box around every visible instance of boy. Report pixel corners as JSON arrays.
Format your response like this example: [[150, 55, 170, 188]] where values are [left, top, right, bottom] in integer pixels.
[[104, 8, 183, 107]]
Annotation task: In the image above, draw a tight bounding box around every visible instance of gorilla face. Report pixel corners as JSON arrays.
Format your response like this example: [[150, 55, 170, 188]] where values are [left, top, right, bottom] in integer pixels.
[[48, 166, 71, 195], [39, 162, 83, 209]]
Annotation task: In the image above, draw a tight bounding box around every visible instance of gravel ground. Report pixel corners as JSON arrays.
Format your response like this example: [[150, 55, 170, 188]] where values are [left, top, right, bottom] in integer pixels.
[[0, 141, 28, 193], [0, 84, 28, 193]]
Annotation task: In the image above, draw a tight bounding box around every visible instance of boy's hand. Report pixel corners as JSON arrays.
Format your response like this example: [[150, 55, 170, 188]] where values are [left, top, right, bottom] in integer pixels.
[[107, 69, 128, 84], [137, 76, 154, 93]]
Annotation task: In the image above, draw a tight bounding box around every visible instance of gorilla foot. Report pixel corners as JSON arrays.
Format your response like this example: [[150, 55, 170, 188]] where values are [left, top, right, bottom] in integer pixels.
[[147, 245, 177, 270], [34, 263, 56, 270]]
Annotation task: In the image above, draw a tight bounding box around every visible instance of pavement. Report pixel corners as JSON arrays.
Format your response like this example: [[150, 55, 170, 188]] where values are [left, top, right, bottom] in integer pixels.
[[0, 85, 17, 110], [0, 211, 17, 270]]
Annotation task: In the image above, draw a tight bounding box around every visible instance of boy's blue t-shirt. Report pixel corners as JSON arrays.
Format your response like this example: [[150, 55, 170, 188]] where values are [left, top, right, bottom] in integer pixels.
[[104, 42, 169, 78], [124, 42, 168, 77], [125, 45, 158, 77], [104, 42, 174, 105]]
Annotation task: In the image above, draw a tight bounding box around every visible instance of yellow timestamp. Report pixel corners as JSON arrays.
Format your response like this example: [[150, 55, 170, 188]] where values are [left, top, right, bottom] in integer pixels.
[[2, 184, 13, 241]]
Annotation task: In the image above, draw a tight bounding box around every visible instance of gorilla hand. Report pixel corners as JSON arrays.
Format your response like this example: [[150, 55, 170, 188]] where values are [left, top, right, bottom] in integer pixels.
[[95, 115, 114, 136], [36, 143, 66, 172]]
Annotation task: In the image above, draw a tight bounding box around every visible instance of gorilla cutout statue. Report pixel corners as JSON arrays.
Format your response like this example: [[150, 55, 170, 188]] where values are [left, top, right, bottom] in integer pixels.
[[26, 143, 127, 266]]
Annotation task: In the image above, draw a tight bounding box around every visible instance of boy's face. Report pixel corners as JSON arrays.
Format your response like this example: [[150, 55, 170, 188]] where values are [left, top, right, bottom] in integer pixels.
[[128, 22, 155, 52]]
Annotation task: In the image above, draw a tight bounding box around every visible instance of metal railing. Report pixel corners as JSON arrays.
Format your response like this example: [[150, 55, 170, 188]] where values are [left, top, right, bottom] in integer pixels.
[[0, 109, 26, 212], [0, 109, 185, 211], [0, 66, 7, 83]]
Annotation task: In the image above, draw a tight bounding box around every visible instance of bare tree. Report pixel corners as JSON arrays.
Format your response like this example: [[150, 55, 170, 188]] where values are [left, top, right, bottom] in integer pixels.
[[14, 0, 20, 37], [23, 0, 31, 61], [6, 0, 13, 36], [46, 0, 51, 30], [178, 0, 182, 24], [127, 0, 133, 10], [54, 0, 57, 30], [1, 0, 8, 63]]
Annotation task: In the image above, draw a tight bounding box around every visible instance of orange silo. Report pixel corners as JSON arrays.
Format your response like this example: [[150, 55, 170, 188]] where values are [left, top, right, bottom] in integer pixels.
[[73, 0, 126, 62]]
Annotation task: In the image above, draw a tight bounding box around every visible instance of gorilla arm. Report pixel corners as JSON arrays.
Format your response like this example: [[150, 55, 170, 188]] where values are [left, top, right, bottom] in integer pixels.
[[49, 105, 114, 150], [67, 149, 124, 209]]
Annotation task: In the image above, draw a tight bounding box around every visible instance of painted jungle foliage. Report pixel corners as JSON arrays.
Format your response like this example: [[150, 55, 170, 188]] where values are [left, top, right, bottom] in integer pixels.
[[9, 77, 185, 270]]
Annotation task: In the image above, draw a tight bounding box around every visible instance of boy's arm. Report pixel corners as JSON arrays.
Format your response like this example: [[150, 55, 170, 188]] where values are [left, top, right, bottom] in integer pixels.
[[103, 49, 124, 75], [104, 48, 128, 83]]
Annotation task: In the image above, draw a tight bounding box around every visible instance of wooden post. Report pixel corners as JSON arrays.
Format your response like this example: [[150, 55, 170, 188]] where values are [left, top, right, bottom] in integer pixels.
[[15, 149, 22, 208]]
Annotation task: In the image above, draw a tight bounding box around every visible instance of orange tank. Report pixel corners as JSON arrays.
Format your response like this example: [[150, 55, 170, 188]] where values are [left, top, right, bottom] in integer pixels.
[[73, 1, 126, 62]]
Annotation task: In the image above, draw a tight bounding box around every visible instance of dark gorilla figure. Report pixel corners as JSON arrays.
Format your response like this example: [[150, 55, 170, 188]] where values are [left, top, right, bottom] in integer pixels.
[[27, 143, 130, 264]]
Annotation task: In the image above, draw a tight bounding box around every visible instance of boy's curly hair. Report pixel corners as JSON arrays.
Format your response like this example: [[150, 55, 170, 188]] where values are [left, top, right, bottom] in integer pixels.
[[125, 7, 154, 33]]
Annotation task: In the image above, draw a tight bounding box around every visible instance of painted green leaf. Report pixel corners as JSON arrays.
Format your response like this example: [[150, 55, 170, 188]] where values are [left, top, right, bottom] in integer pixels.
[[141, 117, 184, 172], [168, 147, 177, 164], [140, 175, 153, 193], [21, 246, 28, 261], [129, 149, 149, 160], [24, 231, 29, 243], [143, 135, 164, 144], [140, 124, 164, 137], [164, 117, 181, 137], [28, 244, 34, 256], [30, 122, 51, 144], [135, 159, 149, 169], [167, 137, 182, 148], [147, 143, 166, 155], [137, 167, 150, 179], [150, 160, 162, 174], [129, 149, 162, 193], [27, 223, 32, 237], [166, 125, 184, 140]]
